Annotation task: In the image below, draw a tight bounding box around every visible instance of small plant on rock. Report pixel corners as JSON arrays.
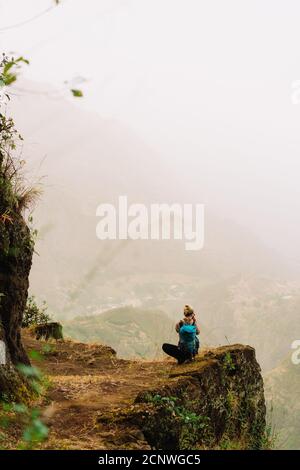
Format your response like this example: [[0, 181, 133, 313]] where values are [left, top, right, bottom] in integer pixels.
[[22, 296, 51, 328]]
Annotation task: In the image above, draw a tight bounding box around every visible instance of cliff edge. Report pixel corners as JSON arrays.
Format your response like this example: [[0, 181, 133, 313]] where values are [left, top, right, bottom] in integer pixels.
[[6, 332, 267, 450], [98, 344, 266, 450]]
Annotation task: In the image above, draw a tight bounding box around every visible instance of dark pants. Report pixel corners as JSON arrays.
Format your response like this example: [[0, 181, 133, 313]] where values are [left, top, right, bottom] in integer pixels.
[[162, 343, 193, 364]]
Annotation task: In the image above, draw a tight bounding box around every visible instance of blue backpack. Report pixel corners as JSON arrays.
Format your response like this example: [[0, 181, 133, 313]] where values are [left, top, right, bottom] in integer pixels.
[[179, 324, 197, 354]]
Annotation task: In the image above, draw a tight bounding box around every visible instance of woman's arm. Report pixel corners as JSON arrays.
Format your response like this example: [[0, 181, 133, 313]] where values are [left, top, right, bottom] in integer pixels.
[[175, 320, 183, 333], [194, 320, 200, 335]]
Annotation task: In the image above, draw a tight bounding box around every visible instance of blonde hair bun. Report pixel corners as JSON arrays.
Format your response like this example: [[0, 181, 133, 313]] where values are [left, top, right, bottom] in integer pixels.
[[184, 304, 194, 315]]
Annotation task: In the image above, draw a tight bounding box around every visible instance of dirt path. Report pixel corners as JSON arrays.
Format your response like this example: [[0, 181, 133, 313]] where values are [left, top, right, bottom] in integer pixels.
[[23, 331, 174, 449]]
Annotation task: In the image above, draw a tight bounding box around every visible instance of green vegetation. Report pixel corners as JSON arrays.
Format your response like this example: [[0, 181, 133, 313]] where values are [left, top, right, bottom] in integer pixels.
[[0, 54, 29, 88], [0, 360, 49, 449], [137, 392, 210, 450], [0, 55, 40, 219], [223, 352, 236, 372], [71, 88, 83, 98], [22, 296, 51, 328], [146, 394, 209, 427], [145, 393, 210, 449], [0, 402, 48, 450]]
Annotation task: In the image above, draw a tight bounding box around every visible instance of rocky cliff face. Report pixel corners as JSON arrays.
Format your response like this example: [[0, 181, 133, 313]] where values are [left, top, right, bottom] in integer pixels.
[[0, 200, 33, 400], [99, 345, 266, 450]]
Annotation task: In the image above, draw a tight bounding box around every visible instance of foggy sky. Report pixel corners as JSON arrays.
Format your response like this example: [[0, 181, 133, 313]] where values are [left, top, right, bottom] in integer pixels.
[[1, 0, 300, 268]]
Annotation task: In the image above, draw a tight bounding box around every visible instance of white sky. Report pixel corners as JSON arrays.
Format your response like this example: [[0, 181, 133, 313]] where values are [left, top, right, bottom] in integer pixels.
[[1, 0, 300, 265]]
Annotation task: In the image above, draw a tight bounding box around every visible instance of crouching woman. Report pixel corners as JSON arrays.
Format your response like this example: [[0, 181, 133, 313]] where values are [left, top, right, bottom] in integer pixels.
[[162, 314, 199, 365]]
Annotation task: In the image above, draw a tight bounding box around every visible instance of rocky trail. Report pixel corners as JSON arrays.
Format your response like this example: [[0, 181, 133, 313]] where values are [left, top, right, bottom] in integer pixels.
[[4, 331, 266, 450], [22, 331, 174, 449]]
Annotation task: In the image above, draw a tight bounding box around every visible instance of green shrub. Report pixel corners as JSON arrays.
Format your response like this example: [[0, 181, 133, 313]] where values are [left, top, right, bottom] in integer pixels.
[[22, 296, 51, 328]]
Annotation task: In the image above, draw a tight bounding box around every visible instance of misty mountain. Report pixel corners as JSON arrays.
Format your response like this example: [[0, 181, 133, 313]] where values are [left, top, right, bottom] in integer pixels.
[[8, 81, 292, 322], [63, 306, 219, 360], [64, 306, 177, 359], [191, 275, 300, 371], [7, 81, 300, 451], [265, 354, 300, 449]]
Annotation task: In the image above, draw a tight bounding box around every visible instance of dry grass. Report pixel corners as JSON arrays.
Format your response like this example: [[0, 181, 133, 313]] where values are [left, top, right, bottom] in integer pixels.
[[16, 330, 175, 450], [16, 186, 42, 211]]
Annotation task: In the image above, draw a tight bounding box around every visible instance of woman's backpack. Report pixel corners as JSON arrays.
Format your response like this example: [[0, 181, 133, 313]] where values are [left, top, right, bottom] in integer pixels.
[[179, 324, 197, 354]]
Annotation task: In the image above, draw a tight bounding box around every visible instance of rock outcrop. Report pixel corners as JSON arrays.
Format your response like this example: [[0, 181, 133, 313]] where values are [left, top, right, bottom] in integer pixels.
[[0, 212, 33, 400], [0, 181, 33, 401], [99, 345, 266, 450], [0, 216, 32, 364]]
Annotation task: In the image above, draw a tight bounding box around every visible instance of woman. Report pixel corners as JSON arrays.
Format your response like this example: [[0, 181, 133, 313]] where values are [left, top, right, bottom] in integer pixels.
[[162, 305, 200, 365]]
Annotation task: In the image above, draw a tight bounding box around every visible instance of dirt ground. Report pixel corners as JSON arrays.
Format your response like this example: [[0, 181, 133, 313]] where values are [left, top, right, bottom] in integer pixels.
[[20, 330, 176, 449]]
